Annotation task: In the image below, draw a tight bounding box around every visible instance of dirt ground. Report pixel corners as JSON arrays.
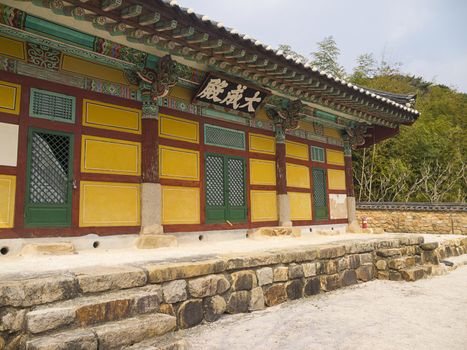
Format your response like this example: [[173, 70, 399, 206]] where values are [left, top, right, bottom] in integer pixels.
[[179, 264, 467, 350]]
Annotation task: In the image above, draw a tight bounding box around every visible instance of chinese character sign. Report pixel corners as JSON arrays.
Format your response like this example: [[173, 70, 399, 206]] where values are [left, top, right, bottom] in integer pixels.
[[194, 75, 269, 114]]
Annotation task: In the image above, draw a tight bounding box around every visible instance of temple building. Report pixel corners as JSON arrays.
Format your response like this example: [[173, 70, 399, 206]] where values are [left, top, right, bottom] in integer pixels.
[[0, 0, 418, 242]]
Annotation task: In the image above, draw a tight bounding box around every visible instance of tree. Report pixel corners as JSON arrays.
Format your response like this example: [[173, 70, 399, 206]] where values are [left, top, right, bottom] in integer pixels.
[[352, 53, 377, 80], [277, 44, 308, 64], [309, 36, 346, 79]]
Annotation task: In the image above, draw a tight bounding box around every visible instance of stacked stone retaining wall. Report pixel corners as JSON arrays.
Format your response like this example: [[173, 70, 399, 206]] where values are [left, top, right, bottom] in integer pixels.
[[1, 236, 466, 349], [356, 202, 467, 234]]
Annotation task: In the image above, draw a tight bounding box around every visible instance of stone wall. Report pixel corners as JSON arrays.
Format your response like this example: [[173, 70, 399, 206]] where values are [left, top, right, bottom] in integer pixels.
[[356, 203, 467, 234], [1, 237, 466, 348]]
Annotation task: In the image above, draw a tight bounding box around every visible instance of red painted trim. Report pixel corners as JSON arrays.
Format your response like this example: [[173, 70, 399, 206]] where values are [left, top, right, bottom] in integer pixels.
[[311, 218, 349, 225], [159, 179, 199, 187], [72, 95, 83, 229], [0, 165, 17, 175], [0, 226, 140, 238], [141, 118, 158, 183], [328, 189, 347, 194], [0, 114, 19, 124], [285, 157, 310, 166], [292, 220, 313, 226], [249, 184, 277, 191], [159, 138, 201, 151], [287, 186, 312, 193], [82, 126, 142, 143], [80, 173, 141, 183], [248, 152, 276, 161]]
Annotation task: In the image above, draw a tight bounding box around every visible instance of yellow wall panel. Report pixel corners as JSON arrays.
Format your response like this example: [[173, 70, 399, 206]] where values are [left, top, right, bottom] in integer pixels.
[[250, 190, 278, 222], [159, 145, 199, 181], [249, 133, 275, 155], [159, 114, 199, 144], [328, 169, 346, 190], [326, 149, 345, 166], [255, 108, 269, 121], [289, 192, 312, 221], [324, 127, 342, 140], [250, 159, 276, 186], [0, 81, 21, 115], [286, 163, 310, 189], [286, 140, 309, 160], [79, 181, 140, 227], [162, 186, 200, 224], [81, 135, 141, 176], [298, 121, 314, 132], [0, 36, 25, 60], [168, 86, 193, 101], [0, 175, 16, 228], [83, 99, 141, 134], [62, 55, 129, 85]]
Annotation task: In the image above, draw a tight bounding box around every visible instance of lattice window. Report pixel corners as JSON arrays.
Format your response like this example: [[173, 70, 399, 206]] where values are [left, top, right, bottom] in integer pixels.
[[205, 155, 225, 206], [204, 124, 246, 150], [227, 158, 245, 206], [312, 169, 327, 207], [30, 88, 76, 123], [311, 146, 325, 162], [29, 131, 71, 204]]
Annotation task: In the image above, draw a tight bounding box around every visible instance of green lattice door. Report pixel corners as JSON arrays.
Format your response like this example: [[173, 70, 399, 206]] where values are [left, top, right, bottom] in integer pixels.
[[24, 128, 74, 227], [205, 153, 247, 224], [312, 168, 328, 220]]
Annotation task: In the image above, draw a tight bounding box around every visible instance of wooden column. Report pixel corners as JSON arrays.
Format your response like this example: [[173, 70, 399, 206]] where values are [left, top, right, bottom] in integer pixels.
[[140, 98, 163, 234], [344, 140, 356, 223], [275, 126, 291, 227]]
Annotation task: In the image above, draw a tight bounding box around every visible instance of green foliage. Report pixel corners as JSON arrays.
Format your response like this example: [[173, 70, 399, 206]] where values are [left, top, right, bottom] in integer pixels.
[[277, 37, 466, 202], [352, 75, 466, 202], [309, 36, 346, 79]]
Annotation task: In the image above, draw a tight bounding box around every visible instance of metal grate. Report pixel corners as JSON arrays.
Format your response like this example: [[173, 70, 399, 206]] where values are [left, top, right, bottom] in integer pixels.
[[204, 124, 246, 150], [30, 88, 75, 123], [227, 158, 245, 206], [205, 155, 225, 206], [311, 146, 325, 162], [312, 169, 327, 207], [29, 131, 70, 204]]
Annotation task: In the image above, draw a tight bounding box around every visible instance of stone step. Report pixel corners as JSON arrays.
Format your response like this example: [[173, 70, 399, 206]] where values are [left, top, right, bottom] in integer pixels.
[[400, 267, 426, 282], [26, 313, 176, 350], [26, 285, 162, 334]]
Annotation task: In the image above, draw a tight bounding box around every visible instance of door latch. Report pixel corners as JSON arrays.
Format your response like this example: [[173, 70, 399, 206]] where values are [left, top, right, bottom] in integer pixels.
[[72, 179, 77, 190]]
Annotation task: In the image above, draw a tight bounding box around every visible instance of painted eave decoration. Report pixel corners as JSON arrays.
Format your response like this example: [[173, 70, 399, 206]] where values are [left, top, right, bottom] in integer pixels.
[[0, 0, 419, 136], [193, 73, 269, 115]]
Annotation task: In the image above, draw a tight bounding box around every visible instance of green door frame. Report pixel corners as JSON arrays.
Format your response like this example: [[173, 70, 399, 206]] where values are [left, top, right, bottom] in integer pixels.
[[24, 127, 74, 228], [205, 152, 247, 224], [312, 168, 328, 220]]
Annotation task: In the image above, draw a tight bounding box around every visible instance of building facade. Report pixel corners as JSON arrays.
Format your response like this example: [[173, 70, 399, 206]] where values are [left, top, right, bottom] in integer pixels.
[[0, 1, 418, 240]]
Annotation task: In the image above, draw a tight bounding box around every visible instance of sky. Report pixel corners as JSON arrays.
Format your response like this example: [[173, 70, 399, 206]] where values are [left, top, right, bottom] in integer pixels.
[[176, 0, 467, 93]]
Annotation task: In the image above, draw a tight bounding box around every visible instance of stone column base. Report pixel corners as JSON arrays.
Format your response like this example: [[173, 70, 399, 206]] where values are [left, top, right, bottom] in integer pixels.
[[277, 193, 292, 227], [346, 196, 356, 222], [141, 183, 163, 235], [135, 234, 177, 249]]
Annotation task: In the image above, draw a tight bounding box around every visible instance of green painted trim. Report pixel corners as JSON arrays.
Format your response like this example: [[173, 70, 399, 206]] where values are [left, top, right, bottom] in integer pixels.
[[313, 109, 338, 122], [24, 127, 74, 228], [204, 124, 246, 151], [311, 146, 325, 163], [205, 153, 247, 224], [29, 88, 76, 124], [204, 108, 248, 125], [0, 24, 136, 71], [25, 15, 95, 50], [312, 168, 328, 220]]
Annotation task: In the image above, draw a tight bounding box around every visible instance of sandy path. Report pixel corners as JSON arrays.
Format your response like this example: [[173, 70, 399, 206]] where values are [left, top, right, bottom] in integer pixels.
[[179, 266, 467, 350]]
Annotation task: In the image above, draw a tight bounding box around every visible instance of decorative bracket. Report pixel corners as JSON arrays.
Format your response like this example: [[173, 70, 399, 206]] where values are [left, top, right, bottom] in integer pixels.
[[265, 97, 306, 142], [125, 54, 178, 101], [343, 124, 369, 149]]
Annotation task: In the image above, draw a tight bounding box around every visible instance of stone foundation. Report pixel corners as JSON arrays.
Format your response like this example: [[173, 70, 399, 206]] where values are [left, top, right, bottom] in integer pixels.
[[1, 237, 466, 349]]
